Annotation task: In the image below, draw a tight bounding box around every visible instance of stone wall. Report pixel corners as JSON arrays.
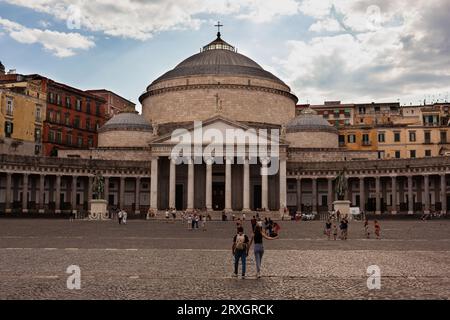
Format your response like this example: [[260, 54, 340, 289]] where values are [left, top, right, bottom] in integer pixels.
[[286, 131, 338, 149], [98, 130, 154, 148], [142, 76, 296, 125]]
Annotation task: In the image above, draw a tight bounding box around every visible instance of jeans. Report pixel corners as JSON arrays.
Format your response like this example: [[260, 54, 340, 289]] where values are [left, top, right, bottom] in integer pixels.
[[234, 249, 247, 276], [254, 244, 264, 273]]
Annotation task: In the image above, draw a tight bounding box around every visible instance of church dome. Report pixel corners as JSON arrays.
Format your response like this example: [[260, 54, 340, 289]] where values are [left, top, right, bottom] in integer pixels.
[[140, 32, 297, 126], [286, 108, 338, 134], [285, 108, 339, 148], [149, 36, 286, 88], [98, 110, 154, 148], [99, 111, 152, 133]]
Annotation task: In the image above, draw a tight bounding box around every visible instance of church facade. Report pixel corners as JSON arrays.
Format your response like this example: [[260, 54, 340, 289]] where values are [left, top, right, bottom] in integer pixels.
[[0, 34, 449, 217]]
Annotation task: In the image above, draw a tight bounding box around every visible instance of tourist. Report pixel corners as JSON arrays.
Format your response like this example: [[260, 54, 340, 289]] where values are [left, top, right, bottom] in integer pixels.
[[250, 216, 257, 232], [171, 208, 176, 222], [271, 222, 281, 237], [364, 217, 370, 239], [195, 214, 200, 229], [118, 209, 123, 224], [242, 212, 246, 221], [325, 219, 332, 240], [165, 209, 170, 223], [201, 215, 207, 231], [374, 220, 381, 239], [122, 209, 127, 225], [232, 227, 249, 279], [340, 218, 348, 240], [187, 214, 192, 230], [332, 223, 338, 240], [336, 210, 341, 222], [248, 225, 278, 279]]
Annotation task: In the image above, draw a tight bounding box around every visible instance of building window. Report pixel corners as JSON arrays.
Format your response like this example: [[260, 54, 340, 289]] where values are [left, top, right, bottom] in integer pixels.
[[77, 135, 83, 147], [378, 132, 385, 143], [86, 118, 91, 130], [339, 135, 345, 146], [66, 96, 71, 108], [395, 151, 401, 159], [76, 99, 82, 111], [409, 131, 416, 142], [56, 94, 61, 105], [49, 92, 54, 103], [377, 151, 385, 159], [347, 134, 356, 143], [425, 150, 432, 157], [410, 150, 416, 158], [6, 98, 13, 116], [344, 119, 350, 126], [86, 100, 91, 114], [49, 130, 55, 142], [35, 128, 41, 142], [56, 131, 62, 144], [362, 134, 370, 145], [74, 116, 80, 128], [34, 145, 41, 155], [4, 121, 13, 137], [358, 107, 366, 114], [394, 132, 401, 142], [440, 131, 447, 144], [65, 113, 70, 126], [88, 136, 93, 148], [424, 131, 431, 144], [35, 106, 41, 122], [66, 133, 72, 146], [56, 111, 61, 124], [95, 103, 101, 116], [96, 121, 100, 130]]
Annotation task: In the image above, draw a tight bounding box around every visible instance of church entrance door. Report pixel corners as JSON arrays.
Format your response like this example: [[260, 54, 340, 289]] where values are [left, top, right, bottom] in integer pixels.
[[212, 182, 225, 211]]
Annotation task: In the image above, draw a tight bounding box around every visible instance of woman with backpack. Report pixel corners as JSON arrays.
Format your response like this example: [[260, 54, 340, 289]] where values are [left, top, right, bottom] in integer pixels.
[[232, 227, 249, 279], [248, 225, 278, 279]]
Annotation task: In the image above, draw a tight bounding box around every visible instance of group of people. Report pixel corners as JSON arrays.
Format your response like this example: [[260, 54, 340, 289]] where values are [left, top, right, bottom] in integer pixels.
[[364, 218, 381, 239], [117, 208, 128, 225], [181, 211, 208, 231], [324, 217, 349, 240], [232, 218, 280, 279]]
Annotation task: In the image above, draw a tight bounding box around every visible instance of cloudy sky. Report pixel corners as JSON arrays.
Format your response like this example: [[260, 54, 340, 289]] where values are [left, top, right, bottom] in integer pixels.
[[1, 0, 449, 111]]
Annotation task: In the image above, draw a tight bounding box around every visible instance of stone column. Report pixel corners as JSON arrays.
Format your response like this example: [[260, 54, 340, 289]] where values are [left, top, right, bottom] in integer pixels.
[[135, 177, 141, 214], [119, 177, 125, 209], [312, 178, 318, 215], [169, 157, 176, 209], [441, 174, 447, 214], [205, 160, 213, 211], [424, 175, 430, 214], [261, 160, 268, 211], [150, 157, 158, 210], [55, 175, 61, 214], [225, 157, 232, 212], [407, 175, 414, 214], [22, 174, 29, 213], [327, 177, 333, 212], [391, 176, 397, 214], [187, 159, 194, 211], [242, 158, 250, 212], [279, 158, 287, 212], [5, 173, 11, 213], [87, 176, 93, 203], [71, 176, 77, 214], [38, 174, 45, 213], [359, 177, 365, 213], [296, 178, 302, 213], [104, 176, 109, 202], [375, 176, 381, 215]]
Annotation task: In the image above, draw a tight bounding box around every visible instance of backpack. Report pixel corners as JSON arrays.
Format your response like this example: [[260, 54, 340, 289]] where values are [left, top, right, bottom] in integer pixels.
[[235, 234, 247, 250]]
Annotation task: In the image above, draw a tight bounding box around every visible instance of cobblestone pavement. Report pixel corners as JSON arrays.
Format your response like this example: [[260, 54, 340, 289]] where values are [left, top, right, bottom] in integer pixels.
[[0, 219, 448, 299]]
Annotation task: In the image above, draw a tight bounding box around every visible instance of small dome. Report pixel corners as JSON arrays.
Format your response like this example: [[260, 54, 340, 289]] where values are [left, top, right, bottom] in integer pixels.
[[99, 112, 152, 133], [286, 108, 338, 134]]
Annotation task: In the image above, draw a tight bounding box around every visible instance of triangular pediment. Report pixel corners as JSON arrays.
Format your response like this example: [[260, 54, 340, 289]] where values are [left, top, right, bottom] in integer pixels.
[[150, 115, 286, 145]]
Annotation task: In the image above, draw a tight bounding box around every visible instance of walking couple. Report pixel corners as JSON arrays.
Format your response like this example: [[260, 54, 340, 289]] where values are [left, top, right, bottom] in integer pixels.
[[232, 225, 278, 279]]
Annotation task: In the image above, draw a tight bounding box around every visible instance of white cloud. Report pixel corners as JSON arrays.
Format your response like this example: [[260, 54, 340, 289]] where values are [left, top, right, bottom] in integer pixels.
[[275, 0, 450, 104], [0, 17, 94, 57], [2, 0, 301, 40]]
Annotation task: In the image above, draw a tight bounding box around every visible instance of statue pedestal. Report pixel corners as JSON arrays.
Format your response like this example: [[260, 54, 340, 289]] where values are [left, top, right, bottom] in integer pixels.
[[89, 199, 108, 220], [333, 200, 351, 219]]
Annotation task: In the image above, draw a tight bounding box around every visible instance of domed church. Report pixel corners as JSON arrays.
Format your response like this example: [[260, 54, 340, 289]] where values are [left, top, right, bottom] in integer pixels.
[[39, 30, 448, 218]]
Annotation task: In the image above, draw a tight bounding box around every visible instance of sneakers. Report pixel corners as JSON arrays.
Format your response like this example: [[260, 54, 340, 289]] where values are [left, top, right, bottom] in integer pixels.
[[232, 273, 238, 278], [256, 272, 261, 279], [241, 275, 246, 279]]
